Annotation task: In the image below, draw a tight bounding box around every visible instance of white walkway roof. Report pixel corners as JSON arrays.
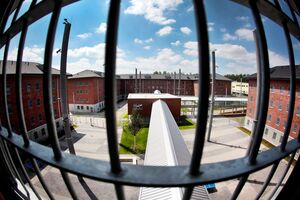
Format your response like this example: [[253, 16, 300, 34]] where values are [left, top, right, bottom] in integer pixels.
[[139, 100, 210, 200]]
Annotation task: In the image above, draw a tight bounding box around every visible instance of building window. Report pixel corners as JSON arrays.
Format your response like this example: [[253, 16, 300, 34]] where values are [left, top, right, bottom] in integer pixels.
[[279, 136, 283, 143], [77, 106, 80, 109], [38, 114, 42, 122], [250, 96, 253, 102], [278, 101, 282, 110], [33, 132, 38, 139], [271, 85, 275, 93], [79, 82, 82, 86], [85, 82, 89, 86], [87, 106, 89, 110], [270, 100, 274, 108], [37, 98, 41, 106], [28, 100, 33, 108], [6, 86, 11, 95], [293, 124, 298, 133], [276, 117, 280, 126], [267, 114, 272, 122], [272, 132, 277, 140], [27, 83, 31, 92], [286, 104, 289, 112], [264, 128, 268, 135], [80, 90, 82, 94], [297, 107, 300, 116], [86, 90, 89, 94], [36, 82, 40, 91], [41, 128, 46, 136], [31, 116, 35, 126], [81, 106, 84, 110], [8, 104, 12, 114], [280, 85, 284, 94]]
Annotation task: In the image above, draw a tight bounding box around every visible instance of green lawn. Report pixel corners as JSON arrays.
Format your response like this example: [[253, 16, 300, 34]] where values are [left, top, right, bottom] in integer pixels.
[[178, 117, 196, 130], [119, 124, 149, 154]]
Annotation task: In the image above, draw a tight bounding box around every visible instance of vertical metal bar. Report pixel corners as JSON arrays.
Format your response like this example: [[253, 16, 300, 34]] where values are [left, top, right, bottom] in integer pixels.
[[188, 0, 210, 176], [0, 0, 14, 34], [11, 0, 23, 23], [0, 138, 16, 181], [247, 0, 270, 164], [43, 0, 63, 160], [285, 0, 299, 26], [15, 21, 30, 147], [207, 50, 216, 142], [30, 158, 55, 200], [13, 147, 42, 200], [183, 1, 210, 198], [60, 20, 76, 155], [104, 0, 125, 199], [255, 161, 279, 199], [61, 171, 79, 200], [1, 139, 30, 198], [280, 22, 296, 150], [43, 1, 79, 199], [104, 0, 122, 175], [230, 175, 249, 200], [269, 152, 296, 199], [1, 41, 13, 136]]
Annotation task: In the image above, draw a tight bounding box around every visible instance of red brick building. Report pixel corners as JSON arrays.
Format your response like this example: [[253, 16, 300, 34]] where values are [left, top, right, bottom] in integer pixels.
[[245, 65, 300, 146], [67, 70, 124, 113], [0, 60, 63, 142], [127, 93, 181, 120]]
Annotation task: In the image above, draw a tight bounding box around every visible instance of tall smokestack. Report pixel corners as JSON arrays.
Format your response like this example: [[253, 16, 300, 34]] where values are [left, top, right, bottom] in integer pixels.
[[173, 72, 176, 94], [178, 69, 181, 95], [135, 68, 138, 93], [139, 71, 142, 93]]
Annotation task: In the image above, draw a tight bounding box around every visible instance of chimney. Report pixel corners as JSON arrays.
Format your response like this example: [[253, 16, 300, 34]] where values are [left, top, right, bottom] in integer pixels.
[[173, 72, 176, 94], [135, 68, 138, 93], [139, 71, 142, 93], [178, 69, 181, 95]]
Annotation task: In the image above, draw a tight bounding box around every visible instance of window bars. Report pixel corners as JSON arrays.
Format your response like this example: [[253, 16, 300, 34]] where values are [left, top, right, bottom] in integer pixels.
[[0, 0, 300, 200]]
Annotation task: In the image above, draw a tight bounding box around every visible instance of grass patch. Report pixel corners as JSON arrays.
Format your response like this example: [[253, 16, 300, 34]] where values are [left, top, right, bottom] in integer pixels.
[[119, 123, 149, 154], [178, 116, 196, 130]]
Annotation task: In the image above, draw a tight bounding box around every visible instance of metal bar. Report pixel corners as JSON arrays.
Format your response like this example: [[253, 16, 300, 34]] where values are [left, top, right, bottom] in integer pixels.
[[1, 129, 299, 187], [30, 158, 55, 200], [13, 147, 42, 200], [43, 0, 63, 160], [182, 187, 194, 200], [1, 41, 13, 136], [0, 0, 79, 48], [104, 0, 125, 198], [11, 0, 23, 23], [280, 22, 296, 151], [247, 0, 270, 164], [269, 152, 296, 199], [1, 139, 30, 198], [15, 20, 30, 147], [207, 50, 216, 142], [0, 0, 14, 34], [104, 0, 122, 174], [285, 0, 299, 26], [230, 175, 249, 200], [188, 0, 210, 175], [255, 161, 279, 200], [230, 0, 300, 41], [60, 171, 79, 200], [0, 137, 16, 181], [60, 19, 76, 155]]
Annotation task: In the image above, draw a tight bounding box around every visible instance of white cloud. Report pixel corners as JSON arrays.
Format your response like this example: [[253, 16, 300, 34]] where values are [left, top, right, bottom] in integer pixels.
[[134, 38, 143, 44], [220, 28, 227, 33], [96, 22, 107, 34], [124, 0, 183, 25], [8, 45, 44, 63], [183, 41, 198, 56], [180, 27, 192, 35], [145, 38, 154, 43], [208, 22, 214, 32], [156, 26, 173, 36], [223, 33, 237, 41], [235, 28, 254, 41], [134, 38, 154, 44], [187, 6, 193, 12], [171, 40, 181, 46], [144, 46, 151, 50], [236, 16, 252, 28], [77, 33, 92, 39]]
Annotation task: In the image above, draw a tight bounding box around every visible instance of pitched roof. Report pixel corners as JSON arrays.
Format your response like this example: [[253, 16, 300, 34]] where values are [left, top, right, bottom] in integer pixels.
[[0, 60, 61, 75], [248, 65, 300, 80], [68, 69, 104, 79]]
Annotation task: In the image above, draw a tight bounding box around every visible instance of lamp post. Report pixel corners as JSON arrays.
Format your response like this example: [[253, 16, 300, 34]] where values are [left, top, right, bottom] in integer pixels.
[[207, 50, 216, 142]]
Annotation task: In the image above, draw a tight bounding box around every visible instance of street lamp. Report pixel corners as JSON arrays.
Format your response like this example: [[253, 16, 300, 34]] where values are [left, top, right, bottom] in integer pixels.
[[207, 50, 217, 142]]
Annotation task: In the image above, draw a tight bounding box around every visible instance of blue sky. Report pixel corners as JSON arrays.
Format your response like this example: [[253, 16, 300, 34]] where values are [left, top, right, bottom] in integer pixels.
[[2, 0, 300, 75]]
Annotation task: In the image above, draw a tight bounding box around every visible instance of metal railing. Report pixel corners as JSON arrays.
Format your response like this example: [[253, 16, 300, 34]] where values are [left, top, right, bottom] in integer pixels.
[[0, 0, 300, 199]]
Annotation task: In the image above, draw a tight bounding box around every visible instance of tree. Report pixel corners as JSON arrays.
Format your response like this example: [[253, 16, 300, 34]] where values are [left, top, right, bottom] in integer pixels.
[[128, 110, 143, 151]]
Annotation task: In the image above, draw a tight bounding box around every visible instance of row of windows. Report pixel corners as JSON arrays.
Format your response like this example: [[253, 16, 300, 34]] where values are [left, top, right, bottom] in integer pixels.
[[76, 90, 89, 94], [76, 82, 89, 86], [264, 128, 283, 143]]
